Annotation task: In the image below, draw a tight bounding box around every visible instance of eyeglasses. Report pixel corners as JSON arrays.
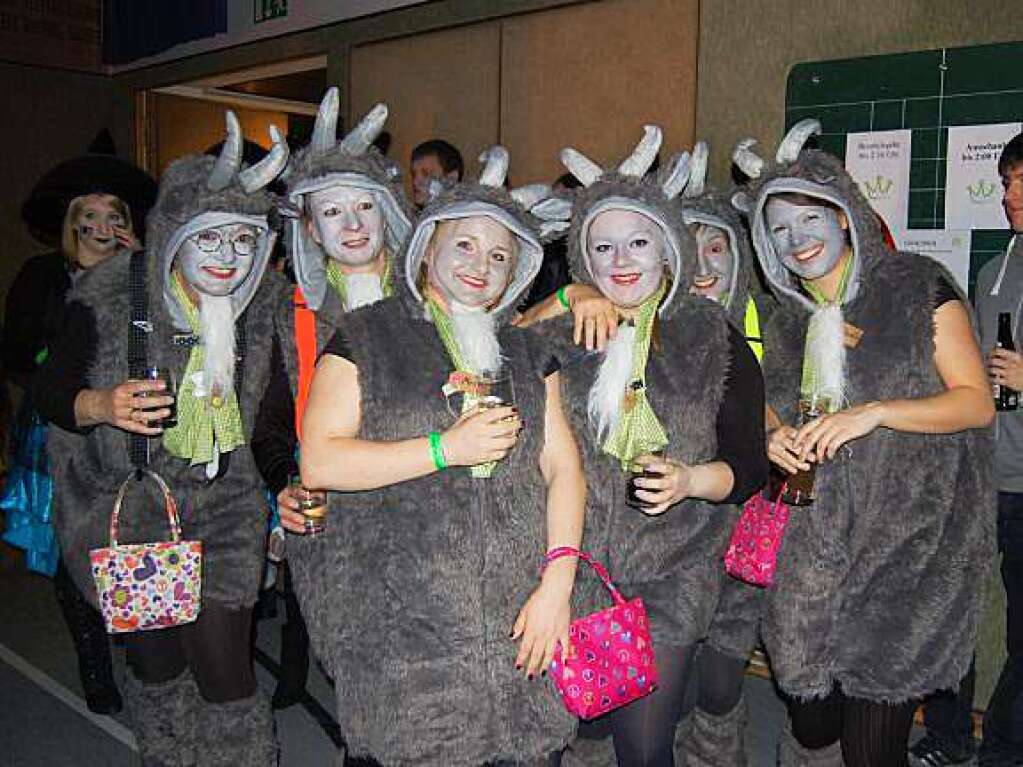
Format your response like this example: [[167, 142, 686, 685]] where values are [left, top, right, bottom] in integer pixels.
[[189, 229, 259, 257]]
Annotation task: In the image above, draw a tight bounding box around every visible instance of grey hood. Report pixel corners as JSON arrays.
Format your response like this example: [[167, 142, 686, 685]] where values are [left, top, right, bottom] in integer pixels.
[[146, 111, 288, 329], [282, 89, 414, 311], [560, 126, 697, 319]]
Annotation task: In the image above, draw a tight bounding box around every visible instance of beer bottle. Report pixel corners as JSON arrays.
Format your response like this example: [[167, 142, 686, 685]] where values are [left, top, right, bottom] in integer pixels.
[[997, 312, 1020, 411]]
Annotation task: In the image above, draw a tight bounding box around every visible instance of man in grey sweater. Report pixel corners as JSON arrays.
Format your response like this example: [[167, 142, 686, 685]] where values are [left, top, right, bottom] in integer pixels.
[[912, 131, 1023, 767]]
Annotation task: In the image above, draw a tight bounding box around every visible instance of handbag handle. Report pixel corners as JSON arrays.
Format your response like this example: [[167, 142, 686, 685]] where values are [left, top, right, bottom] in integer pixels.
[[109, 469, 181, 547], [542, 546, 626, 607]]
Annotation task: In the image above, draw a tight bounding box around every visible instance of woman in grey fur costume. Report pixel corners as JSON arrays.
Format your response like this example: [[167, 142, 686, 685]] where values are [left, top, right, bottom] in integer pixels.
[[529, 127, 766, 767], [284, 147, 586, 766], [732, 119, 996, 766], [36, 112, 290, 767]]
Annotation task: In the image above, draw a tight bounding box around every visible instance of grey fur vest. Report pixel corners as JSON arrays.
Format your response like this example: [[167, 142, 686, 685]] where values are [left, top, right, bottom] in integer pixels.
[[47, 250, 283, 610], [761, 252, 996, 702], [548, 295, 736, 649], [286, 298, 575, 766]]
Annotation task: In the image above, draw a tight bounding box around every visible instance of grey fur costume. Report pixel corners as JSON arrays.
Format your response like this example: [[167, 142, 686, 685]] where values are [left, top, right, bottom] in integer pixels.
[[47, 153, 284, 612], [286, 156, 576, 766], [738, 132, 996, 702], [276, 91, 414, 396], [547, 141, 739, 652], [681, 183, 771, 662]]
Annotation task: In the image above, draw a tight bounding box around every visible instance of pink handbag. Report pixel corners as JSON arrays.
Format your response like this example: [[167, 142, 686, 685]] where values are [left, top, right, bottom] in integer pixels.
[[90, 470, 202, 634], [723, 484, 790, 587], [545, 547, 658, 720]]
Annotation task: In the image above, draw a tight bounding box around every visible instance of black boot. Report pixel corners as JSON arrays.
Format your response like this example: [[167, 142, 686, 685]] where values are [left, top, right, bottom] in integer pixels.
[[271, 563, 310, 710], [54, 559, 122, 714]]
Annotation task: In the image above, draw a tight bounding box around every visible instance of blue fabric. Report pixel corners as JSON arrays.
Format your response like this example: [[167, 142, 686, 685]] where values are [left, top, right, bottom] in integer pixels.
[[1, 403, 58, 576]]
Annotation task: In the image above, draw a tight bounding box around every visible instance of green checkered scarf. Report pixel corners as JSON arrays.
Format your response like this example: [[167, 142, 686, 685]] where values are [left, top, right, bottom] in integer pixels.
[[162, 274, 246, 466], [427, 296, 499, 479], [603, 281, 669, 470], [324, 253, 393, 310]]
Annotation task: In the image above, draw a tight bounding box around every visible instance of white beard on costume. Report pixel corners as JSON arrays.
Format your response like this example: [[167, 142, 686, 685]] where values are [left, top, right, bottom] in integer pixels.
[[588, 323, 637, 442], [343, 272, 385, 311], [450, 306, 503, 375], [803, 303, 847, 410], [198, 293, 237, 402]]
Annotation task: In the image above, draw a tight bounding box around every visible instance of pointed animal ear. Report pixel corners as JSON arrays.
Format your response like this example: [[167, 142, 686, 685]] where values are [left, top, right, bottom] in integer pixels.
[[730, 190, 753, 214]]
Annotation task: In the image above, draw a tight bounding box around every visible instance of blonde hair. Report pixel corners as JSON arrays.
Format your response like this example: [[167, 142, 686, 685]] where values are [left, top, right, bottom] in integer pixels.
[[61, 194, 133, 266]]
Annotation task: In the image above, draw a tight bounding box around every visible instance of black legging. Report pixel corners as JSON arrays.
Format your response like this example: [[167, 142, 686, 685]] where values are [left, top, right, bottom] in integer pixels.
[[123, 601, 256, 703], [695, 644, 747, 716], [788, 686, 919, 767], [607, 643, 697, 767]]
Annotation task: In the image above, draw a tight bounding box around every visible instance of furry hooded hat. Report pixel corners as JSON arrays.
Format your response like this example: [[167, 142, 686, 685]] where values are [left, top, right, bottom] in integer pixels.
[[731, 119, 890, 312], [679, 141, 758, 326], [397, 146, 569, 322], [147, 110, 288, 330], [282, 87, 414, 311], [559, 126, 697, 319]]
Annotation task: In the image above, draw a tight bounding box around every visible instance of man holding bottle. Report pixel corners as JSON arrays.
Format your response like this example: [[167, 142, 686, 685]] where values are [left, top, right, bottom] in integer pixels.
[[912, 131, 1023, 767]]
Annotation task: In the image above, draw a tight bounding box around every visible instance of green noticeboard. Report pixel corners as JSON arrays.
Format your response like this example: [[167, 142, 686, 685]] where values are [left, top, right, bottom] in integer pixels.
[[785, 41, 1023, 299]]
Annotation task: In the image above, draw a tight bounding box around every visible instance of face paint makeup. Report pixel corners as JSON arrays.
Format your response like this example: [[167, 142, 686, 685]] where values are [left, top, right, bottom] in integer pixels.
[[426, 216, 518, 310], [690, 223, 734, 304], [75, 195, 127, 255], [765, 196, 848, 280], [586, 208, 666, 308], [177, 223, 259, 297], [306, 186, 385, 270]]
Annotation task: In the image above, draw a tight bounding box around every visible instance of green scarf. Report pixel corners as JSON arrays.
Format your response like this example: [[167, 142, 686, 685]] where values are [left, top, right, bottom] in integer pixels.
[[603, 282, 669, 471], [427, 296, 500, 479], [324, 253, 393, 310], [162, 274, 246, 466], [799, 251, 854, 413]]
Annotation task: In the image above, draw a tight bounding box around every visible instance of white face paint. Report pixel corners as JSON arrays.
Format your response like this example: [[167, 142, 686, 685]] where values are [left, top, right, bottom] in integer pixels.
[[586, 208, 666, 308], [426, 217, 518, 310], [176, 223, 258, 297], [75, 194, 127, 257], [306, 186, 384, 270], [690, 223, 734, 303], [765, 196, 848, 280]]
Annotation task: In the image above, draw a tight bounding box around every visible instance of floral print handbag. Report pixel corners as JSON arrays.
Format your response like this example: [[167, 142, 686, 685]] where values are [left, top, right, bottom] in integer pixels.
[[90, 469, 202, 634]]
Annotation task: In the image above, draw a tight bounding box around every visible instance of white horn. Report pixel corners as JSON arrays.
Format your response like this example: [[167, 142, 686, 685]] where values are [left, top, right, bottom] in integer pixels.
[[239, 125, 290, 193], [510, 183, 548, 209], [310, 87, 340, 155], [478, 146, 509, 188], [339, 102, 388, 156], [732, 138, 765, 180], [661, 151, 691, 200], [207, 110, 242, 191], [683, 141, 709, 198], [776, 118, 822, 164], [618, 124, 662, 178], [559, 147, 603, 187]]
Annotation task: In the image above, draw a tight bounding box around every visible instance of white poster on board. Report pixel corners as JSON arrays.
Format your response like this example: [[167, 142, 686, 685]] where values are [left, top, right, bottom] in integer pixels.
[[894, 229, 972, 294], [945, 123, 1022, 230], [845, 129, 912, 231]]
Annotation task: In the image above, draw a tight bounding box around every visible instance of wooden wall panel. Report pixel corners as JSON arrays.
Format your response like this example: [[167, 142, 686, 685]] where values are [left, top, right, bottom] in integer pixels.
[[500, 0, 699, 186], [152, 93, 288, 177], [349, 24, 501, 194]]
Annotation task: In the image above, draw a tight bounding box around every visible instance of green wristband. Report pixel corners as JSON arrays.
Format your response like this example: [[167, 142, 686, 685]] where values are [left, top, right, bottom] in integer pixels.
[[556, 286, 571, 310], [428, 431, 447, 471]]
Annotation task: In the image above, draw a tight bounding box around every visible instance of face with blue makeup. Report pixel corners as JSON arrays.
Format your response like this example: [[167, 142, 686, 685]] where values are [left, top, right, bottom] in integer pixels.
[[765, 194, 849, 281]]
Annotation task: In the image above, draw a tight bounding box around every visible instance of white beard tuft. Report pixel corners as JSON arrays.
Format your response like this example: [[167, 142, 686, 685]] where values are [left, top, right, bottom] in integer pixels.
[[804, 303, 847, 409], [450, 307, 503, 375], [587, 324, 636, 442], [344, 273, 384, 311], [198, 295, 237, 400]]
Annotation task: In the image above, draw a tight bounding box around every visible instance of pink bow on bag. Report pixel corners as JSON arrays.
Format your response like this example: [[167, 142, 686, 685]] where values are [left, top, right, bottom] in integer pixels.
[[545, 547, 658, 720]]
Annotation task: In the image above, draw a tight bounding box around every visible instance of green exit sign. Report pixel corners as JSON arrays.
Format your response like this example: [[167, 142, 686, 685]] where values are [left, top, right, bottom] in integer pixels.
[[255, 0, 288, 23]]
